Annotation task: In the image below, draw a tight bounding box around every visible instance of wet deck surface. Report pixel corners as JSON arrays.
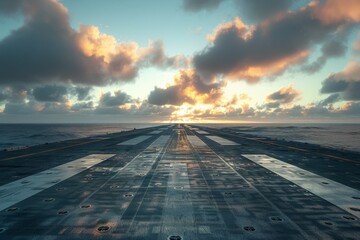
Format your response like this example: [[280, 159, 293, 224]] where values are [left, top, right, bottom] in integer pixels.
[[0, 125, 359, 239]]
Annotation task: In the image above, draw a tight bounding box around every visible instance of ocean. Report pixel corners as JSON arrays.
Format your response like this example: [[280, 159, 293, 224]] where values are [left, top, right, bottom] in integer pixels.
[[0, 123, 359, 153], [0, 123, 158, 150], [197, 123, 360, 152]]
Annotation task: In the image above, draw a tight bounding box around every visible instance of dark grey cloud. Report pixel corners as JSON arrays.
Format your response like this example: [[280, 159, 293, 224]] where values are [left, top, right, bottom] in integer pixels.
[[302, 39, 347, 73], [320, 78, 348, 93], [41, 102, 69, 114], [341, 102, 360, 115], [265, 85, 301, 109], [0, 0, 22, 15], [193, 3, 350, 82], [322, 79, 360, 101], [320, 62, 360, 101], [98, 91, 132, 107], [265, 102, 281, 109], [0, 0, 185, 88], [71, 101, 93, 111], [0, 87, 29, 103], [4, 101, 37, 114], [267, 87, 300, 104], [319, 93, 341, 106], [183, 0, 224, 12], [0, 90, 10, 102], [148, 86, 185, 106], [72, 86, 92, 101], [137, 101, 176, 117], [182, 0, 295, 22], [32, 85, 68, 102], [0, 0, 109, 86], [234, 0, 295, 22]]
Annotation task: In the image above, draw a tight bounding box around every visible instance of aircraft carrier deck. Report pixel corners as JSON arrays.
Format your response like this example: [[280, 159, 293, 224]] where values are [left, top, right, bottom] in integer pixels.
[[0, 124, 359, 239]]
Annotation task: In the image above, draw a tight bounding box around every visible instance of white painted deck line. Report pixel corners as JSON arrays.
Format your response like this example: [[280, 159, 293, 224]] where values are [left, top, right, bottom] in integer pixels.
[[117, 135, 151, 145], [206, 136, 239, 145], [187, 135, 207, 147], [149, 130, 163, 134], [196, 130, 210, 135], [243, 154, 360, 218], [0, 154, 115, 211], [160, 162, 196, 235], [121, 135, 170, 175]]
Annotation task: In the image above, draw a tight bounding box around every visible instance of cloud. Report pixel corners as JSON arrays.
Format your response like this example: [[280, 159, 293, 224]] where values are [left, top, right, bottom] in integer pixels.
[[0, 0, 185, 87], [313, 0, 360, 24], [0, 0, 103, 86], [338, 102, 360, 115], [319, 93, 341, 106], [148, 86, 186, 106], [264, 85, 301, 109], [182, 0, 295, 22], [72, 86, 92, 101], [320, 61, 360, 101], [0, 0, 22, 15], [4, 101, 39, 114], [0, 87, 29, 104], [98, 91, 132, 107], [354, 33, 360, 52], [267, 85, 301, 104], [41, 102, 70, 114], [148, 69, 223, 106], [70, 101, 94, 112], [182, 0, 224, 12], [138, 40, 190, 69], [193, 1, 359, 83], [0, 89, 11, 103], [32, 85, 68, 102], [301, 39, 347, 73], [234, 0, 295, 22]]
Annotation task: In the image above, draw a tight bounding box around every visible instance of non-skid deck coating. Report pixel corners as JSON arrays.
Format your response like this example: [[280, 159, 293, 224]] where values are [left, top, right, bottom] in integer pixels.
[[0, 154, 115, 211], [243, 154, 360, 218], [0, 125, 359, 239]]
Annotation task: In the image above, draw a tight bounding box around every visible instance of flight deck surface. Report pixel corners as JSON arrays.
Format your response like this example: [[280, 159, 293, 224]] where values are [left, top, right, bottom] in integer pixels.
[[0, 125, 359, 239]]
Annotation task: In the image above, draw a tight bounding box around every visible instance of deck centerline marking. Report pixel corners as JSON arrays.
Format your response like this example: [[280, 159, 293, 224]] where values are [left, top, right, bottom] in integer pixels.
[[0, 154, 115, 211], [243, 154, 360, 218], [124, 135, 172, 232], [186, 133, 242, 233]]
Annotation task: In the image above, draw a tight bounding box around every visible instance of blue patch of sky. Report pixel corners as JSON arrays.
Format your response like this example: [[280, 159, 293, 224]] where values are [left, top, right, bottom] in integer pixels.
[[60, 0, 240, 56]]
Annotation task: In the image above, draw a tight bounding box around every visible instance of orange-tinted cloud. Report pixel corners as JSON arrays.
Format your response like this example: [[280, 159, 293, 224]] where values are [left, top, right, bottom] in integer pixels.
[[0, 0, 186, 87], [266, 84, 301, 106], [193, 1, 356, 82], [313, 0, 360, 25], [148, 69, 223, 106]]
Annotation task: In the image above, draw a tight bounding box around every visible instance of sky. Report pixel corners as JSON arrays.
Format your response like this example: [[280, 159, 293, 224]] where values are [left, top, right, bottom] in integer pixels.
[[0, 0, 359, 123]]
